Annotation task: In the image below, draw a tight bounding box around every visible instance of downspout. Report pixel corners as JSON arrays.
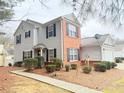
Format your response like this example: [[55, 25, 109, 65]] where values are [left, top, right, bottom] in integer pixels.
[[60, 17, 64, 63]]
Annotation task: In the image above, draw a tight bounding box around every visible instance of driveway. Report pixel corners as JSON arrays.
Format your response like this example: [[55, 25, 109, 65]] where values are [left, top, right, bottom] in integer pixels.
[[0, 67, 71, 93], [116, 63, 124, 70]]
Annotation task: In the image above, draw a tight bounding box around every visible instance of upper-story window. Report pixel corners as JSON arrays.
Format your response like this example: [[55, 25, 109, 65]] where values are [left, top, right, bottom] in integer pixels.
[[25, 30, 31, 38], [16, 34, 21, 44], [46, 24, 56, 38], [48, 25, 54, 37], [68, 24, 77, 37]]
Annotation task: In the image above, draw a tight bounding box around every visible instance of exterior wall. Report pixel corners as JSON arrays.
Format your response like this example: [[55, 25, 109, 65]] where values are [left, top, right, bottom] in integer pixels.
[[81, 46, 102, 61], [38, 20, 62, 60], [14, 21, 35, 62], [101, 37, 115, 62], [62, 18, 81, 64], [0, 45, 4, 66]]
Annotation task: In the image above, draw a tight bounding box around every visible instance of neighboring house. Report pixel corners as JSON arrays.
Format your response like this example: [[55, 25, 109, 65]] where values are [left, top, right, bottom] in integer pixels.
[[0, 44, 14, 66], [4, 48, 14, 66], [14, 13, 81, 65], [81, 34, 115, 62], [114, 40, 124, 58], [0, 45, 5, 66]]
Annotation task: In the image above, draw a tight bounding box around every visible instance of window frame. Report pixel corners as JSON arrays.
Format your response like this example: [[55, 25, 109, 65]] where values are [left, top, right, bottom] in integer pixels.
[[48, 24, 54, 37], [69, 48, 78, 62], [16, 34, 21, 44], [68, 24, 77, 38], [25, 30, 31, 38]]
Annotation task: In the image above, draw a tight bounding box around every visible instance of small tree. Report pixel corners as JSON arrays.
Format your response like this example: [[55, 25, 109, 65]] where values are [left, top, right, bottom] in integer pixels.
[[24, 58, 38, 71]]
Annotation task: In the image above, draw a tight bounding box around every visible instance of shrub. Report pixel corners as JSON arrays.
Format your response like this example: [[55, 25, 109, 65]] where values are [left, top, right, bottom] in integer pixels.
[[35, 56, 44, 68], [24, 58, 38, 71], [111, 62, 117, 68], [83, 66, 92, 74], [65, 65, 70, 72], [103, 62, 111, 70], [94, 63, 107, 72], [71, 64, 77, 70], [14, 61, 23, 67], [115, 58, 122, 63], [46, 65, 56, 73], [8, 63, 12, 67], [52, 58, 62, 71]]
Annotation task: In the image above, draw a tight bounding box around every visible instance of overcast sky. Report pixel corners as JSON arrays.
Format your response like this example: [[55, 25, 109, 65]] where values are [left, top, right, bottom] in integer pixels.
[[0, 0, 124, 40]]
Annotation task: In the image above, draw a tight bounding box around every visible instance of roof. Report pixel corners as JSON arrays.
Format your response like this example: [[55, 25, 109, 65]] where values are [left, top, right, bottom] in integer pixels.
[[81, 34, 110, 47], [14, 13, 80, 35]]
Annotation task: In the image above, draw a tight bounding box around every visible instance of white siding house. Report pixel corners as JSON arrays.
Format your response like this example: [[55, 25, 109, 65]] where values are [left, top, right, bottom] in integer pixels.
[[81, 34, 115, 62]]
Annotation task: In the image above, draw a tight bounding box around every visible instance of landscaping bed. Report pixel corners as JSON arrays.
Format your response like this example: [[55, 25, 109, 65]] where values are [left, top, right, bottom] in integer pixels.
[[32, 67, 124, 91], [0, 67, 71, 93]]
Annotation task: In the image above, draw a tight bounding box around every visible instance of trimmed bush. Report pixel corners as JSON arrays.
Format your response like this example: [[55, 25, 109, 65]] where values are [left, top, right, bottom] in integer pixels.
[[46, 65, 56, 73], [65, 65, 70, 72], [103, 62, 111, 70], [35, 56, 44, 68], [52, 58, 62, 71], [24, 58, 38, 71], [14, 61, 23, 67], [71, 64, 77, 70], [94, 63, 107, 72], [83, 66, 92, 74], [115, 58, 122, 63], [111, 62, 117, 68]]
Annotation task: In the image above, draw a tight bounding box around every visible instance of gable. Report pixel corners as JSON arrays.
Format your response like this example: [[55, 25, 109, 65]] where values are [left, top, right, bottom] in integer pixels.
[[63, 13, 81, 26], [14, 21, 34, 36], [103, 36, 114, 46]]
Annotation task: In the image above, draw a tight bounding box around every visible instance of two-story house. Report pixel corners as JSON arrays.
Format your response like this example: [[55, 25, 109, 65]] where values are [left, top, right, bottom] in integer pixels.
[[14, 13, 81, 65]]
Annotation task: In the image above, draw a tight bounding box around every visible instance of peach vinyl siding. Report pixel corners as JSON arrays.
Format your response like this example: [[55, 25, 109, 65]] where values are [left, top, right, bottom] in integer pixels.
[[62, 18, 81, 64]]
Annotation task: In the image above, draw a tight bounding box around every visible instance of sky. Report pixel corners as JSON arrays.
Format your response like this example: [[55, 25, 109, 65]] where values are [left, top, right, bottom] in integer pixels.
[[0, 0, 124, 40]]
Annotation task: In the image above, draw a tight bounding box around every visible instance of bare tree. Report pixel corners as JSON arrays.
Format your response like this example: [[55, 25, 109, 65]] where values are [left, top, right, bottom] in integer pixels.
[[63, 0, 124, 26]]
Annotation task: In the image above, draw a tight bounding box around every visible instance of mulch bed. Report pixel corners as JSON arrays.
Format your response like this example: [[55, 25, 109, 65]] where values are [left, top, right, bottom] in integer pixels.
[[32, 67, 124, 91]]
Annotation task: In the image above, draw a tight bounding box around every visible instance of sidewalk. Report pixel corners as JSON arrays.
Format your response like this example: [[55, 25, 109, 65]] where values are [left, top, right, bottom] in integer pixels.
[[11, 70, 102, 93]]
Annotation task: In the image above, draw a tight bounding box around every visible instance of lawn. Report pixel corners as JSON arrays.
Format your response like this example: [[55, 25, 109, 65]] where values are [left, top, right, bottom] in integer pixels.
[[104, 77, 124, 93], [0, 67, 71, 93]]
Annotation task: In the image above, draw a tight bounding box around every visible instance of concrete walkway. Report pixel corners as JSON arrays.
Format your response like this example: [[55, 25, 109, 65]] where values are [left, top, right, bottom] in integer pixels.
[[116, 63, 124, 70], [11, 70, 102, 93]]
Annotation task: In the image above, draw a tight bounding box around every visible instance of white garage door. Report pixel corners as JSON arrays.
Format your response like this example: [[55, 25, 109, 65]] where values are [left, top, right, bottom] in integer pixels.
[[103, 50, 114, 62]]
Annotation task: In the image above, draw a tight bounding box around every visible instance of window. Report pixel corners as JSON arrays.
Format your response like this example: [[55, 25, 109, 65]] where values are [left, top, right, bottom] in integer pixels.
[[68, 24, 77, 37], [68, 48, 78, 61], [23, 51, 32, 59], [16, 34, 21, 44], [49, 49, 54, 61], [46, 24, 56, 38], [25, 30, 31, 38], [48, 24, 54, 37]]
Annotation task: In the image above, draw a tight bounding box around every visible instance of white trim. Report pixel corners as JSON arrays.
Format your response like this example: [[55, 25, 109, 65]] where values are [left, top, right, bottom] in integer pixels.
[[60, 19, 64, 61]]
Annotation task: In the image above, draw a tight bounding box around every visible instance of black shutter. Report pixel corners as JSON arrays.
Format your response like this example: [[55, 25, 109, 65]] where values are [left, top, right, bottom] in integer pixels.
[[54, 48, 56, 58], [78, 49, 80, 61], [67, 48, 70, 62], [20, 35, 21, 43], [46, 26, 48, 39], [46, 49, 48, 62], [30, 50, 32, 58], [29, 30, 31, 37], [23, 51, 25, 60], [53, 24, 56, 37]]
